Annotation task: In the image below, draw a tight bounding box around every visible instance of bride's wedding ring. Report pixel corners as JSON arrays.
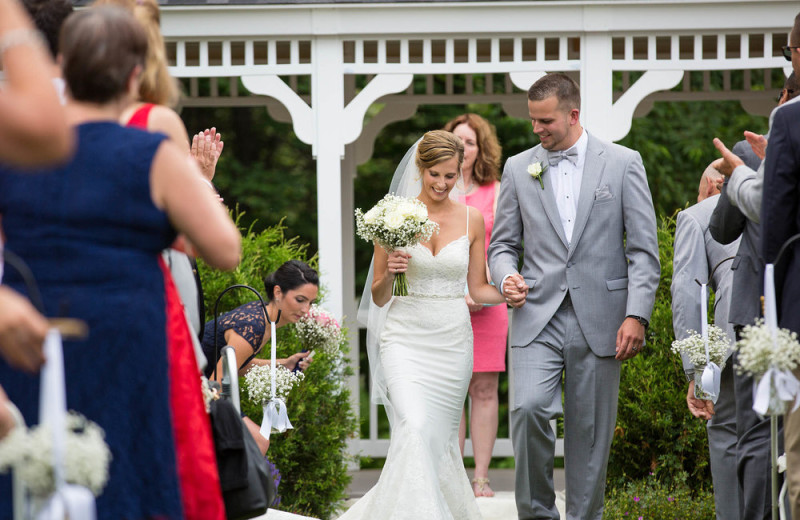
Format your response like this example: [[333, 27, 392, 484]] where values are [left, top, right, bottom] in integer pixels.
[[632, 346, 639, 352]]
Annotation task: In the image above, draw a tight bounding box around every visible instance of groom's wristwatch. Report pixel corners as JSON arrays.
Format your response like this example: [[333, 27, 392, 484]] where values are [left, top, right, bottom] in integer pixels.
[[626, 314, 649, 329]]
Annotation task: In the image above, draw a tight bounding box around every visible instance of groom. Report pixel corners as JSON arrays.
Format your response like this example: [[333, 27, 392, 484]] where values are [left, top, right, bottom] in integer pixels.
[[488, 73, 660, 520]]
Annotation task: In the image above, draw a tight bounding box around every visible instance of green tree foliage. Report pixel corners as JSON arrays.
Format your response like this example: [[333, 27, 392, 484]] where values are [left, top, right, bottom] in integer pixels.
[[198, 219, 358, 520], [619, 100, 767, 217]]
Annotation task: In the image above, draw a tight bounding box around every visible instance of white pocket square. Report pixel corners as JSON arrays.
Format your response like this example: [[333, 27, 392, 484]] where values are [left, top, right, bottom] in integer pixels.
[[594, 186, 614, 202]]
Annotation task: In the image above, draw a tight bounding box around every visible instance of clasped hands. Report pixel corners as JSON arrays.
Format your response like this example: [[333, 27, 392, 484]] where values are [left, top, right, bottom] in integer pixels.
[[501, 273, 529, 308]]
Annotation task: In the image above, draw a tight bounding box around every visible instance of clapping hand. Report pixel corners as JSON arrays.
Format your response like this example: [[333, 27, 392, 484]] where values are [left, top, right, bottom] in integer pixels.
[[744, 131, 767, 160], [502, 274, 529, 308], [711, 138, 745, 177], [191, 128, 224, 182]]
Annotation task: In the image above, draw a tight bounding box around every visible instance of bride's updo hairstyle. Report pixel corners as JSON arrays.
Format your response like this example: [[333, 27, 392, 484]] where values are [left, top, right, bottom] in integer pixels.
[[415, 130, 465, 173], [263, 260, 319, 301]]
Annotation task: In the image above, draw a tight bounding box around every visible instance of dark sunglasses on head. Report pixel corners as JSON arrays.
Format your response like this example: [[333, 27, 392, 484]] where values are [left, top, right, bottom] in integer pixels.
[[782, 45, 800, 61]]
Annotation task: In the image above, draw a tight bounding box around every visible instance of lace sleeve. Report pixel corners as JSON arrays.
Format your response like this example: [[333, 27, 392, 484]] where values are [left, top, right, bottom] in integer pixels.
[[218, 300, 266, 353]]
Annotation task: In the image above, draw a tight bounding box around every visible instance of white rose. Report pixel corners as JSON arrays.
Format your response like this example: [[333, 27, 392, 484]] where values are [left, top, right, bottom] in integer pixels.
[[363, 207, 380, 224], [413, 204, 428, 221], [528, 162, 543, 177], [384, 212, 404, 230], [396, 200, 417, 218]]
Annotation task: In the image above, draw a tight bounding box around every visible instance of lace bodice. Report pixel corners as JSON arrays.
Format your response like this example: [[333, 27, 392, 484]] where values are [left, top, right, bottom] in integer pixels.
[[404, 235, 469, 299]]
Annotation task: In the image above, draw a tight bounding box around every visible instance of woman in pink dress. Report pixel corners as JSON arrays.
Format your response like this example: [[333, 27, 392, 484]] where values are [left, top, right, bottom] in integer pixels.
[[444, 113, 508, 497]]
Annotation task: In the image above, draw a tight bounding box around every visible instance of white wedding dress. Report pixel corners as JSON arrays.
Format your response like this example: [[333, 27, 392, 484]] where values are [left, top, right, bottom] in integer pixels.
[[340, 225, 482, 520]]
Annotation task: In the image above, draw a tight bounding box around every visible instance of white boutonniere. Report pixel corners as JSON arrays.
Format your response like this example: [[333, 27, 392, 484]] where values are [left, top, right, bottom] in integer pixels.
[[527, 162, 547, 190]]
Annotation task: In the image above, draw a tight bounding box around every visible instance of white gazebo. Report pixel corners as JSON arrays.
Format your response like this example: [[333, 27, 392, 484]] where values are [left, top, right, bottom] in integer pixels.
[[156, 0, 796, 458]]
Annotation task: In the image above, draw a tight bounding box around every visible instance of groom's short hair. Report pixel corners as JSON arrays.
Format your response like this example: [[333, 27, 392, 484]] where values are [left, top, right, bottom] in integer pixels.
[[791, 12, 800, 46], [527, 73, 581, 112]]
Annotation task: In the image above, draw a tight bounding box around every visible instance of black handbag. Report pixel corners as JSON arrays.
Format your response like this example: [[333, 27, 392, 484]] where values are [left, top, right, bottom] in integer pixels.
[[209, 285, 276, 520]]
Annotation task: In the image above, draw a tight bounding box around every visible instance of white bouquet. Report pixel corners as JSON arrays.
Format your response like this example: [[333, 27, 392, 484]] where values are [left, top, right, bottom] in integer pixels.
[[295, 304, 344, 356], [670, 325, 730, 368], [671, 325, 731, 401], [736, 319, 800, 377], [245, 363, 305, 403], [0, 411, 111, 498], [355, 194, 439, 296], [736, 319, 800, 415]]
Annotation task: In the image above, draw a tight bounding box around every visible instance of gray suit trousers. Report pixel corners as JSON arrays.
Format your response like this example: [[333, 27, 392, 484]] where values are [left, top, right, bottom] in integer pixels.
[[708, 362, 739, 520], [511, 296, 620, 520]]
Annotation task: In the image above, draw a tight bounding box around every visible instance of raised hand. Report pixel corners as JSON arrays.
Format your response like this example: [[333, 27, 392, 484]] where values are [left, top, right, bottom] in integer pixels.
[[744, 130, 767, 161], [712, 138, 745, 177], [190, 128, 224, 182]]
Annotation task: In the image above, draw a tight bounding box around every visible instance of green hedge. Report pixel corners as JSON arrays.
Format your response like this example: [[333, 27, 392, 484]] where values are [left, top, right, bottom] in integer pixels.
[[604, 473, 715, 519], [607, 213, 712, 492], [199, 217, 358, 520]]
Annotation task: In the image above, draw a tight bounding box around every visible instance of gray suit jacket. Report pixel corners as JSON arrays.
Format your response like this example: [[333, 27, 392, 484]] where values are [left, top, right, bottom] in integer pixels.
[[671, 195, 739, 375], [488, 132, 660, 357]]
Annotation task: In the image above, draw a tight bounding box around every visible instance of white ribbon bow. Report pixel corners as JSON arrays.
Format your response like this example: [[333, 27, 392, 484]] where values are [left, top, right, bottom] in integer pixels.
[[751, 264, 800, 415], [260, 398, 293, 439], [35, 330, 96, 520], [753, 367, 800, 416], [699, 283, 721, 403], [259, 309, 293, 439]]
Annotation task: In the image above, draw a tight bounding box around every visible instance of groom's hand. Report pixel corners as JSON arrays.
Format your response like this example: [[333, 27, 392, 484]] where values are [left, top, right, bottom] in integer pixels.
[[502, 274, 528, 308], [615, 317, 644, 360]]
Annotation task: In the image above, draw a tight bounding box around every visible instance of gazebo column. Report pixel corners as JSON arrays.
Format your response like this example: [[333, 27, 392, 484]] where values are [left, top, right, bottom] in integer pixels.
[[581, 34, 614, 140], [313, 37, 347, 319]]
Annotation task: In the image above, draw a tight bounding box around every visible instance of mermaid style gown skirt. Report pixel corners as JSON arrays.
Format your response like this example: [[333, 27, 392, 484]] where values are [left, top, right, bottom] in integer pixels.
[[340, 236, 482, 520]]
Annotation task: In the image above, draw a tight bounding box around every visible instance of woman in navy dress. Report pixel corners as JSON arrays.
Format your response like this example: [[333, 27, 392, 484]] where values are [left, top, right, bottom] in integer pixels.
[[0, 7, 240, 520]]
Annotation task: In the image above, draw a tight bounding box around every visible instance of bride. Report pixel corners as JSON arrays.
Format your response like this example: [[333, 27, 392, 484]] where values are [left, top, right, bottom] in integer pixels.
[[343, 130, 505, 519]]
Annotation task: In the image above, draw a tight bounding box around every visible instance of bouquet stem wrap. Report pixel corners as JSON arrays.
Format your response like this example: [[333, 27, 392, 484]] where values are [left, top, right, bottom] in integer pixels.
[[392, 271, 409, 297], [35, 330, 96, 520], [259, 309, 292, 439]]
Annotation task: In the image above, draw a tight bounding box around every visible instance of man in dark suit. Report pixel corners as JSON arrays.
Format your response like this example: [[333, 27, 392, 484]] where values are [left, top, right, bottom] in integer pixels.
[[761, 14, 800, 517], [711, 13, 800, 519]]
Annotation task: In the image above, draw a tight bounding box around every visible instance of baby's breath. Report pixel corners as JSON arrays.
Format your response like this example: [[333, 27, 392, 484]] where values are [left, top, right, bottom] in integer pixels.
[[245, 363, 304, 403], [736, 319, 800, 377], [0, 411, 111, 497], [295, 304, 344, 356], [670, 325, 730, 368]]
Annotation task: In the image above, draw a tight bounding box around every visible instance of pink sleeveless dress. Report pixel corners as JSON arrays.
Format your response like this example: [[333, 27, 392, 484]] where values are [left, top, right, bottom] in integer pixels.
[[465, 182, 508, 372]]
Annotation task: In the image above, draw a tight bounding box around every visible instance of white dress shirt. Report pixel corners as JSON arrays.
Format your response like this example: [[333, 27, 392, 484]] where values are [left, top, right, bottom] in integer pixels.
[[548, 129, 587, 244]]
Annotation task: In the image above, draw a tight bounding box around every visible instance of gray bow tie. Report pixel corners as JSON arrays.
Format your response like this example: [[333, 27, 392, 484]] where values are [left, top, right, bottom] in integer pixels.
[[547, 148, 579, 166]]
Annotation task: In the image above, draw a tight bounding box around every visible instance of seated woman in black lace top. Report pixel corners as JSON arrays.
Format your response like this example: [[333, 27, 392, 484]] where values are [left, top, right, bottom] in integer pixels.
[[201, 260, 319, 454], [201, 260, 319, 380]]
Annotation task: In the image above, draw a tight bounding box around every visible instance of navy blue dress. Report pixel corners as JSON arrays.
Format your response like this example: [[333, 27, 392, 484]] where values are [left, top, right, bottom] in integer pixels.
[[201, 300, 266, 379], [0, 122, 183, 520]]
